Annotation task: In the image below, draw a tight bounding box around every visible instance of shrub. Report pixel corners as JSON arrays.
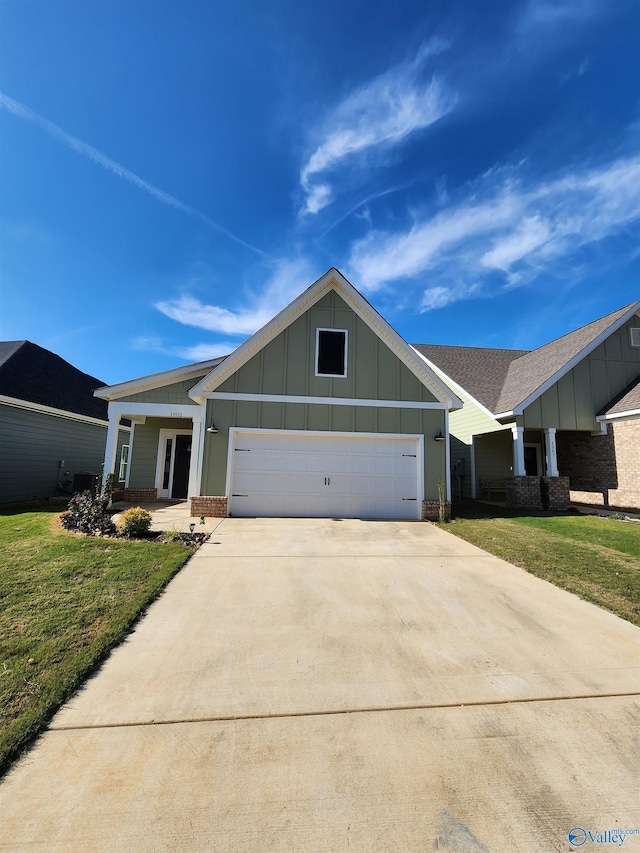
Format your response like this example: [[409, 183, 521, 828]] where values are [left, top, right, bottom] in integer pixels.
[[61, 491, 116, 537], [117, 507, 153, 538]]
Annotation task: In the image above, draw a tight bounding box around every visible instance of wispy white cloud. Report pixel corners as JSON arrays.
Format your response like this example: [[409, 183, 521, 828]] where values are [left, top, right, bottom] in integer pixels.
[[347, 155, 640, 309], [130, 336, 234, 362], [518, 0, 600, 30], [0, 91, 266, 258], [299, 39, 456, 215], [155, 256, 318, 337]]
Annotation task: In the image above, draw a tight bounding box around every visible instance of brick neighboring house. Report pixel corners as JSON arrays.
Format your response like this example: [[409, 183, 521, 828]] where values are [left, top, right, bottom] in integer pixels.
[[0, 341, 130, 504], [413, 301, 640, 512]]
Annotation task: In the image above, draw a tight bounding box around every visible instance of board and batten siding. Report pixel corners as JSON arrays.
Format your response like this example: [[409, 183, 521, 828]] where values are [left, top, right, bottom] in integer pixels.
[[427, 361, 512, 499], [0, 403, 124, 503], [127, 417, 193, 489], [216, 291, 439, 404], [200, 399, 446, 499], [522, 317, 640, 430], [116, 377, 207, 407]]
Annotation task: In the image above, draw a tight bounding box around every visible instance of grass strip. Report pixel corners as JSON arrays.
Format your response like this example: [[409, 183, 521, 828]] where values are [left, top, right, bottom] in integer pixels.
[[442, 504, 639, 626], [0, 506, 192, 775]]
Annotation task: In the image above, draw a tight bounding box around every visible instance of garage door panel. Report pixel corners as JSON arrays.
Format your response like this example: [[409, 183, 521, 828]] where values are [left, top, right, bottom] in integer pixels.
[[229, 431, 421, 519]]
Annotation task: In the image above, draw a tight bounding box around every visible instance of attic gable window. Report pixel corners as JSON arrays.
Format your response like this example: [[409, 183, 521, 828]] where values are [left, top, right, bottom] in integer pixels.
[[630, 328, 640, 348], [316, 328, 347, 377]]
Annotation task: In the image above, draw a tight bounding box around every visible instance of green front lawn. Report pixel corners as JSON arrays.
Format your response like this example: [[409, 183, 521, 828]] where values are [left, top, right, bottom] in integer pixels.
[[0, 506, 192, 776], [443, 503, 640, 626]]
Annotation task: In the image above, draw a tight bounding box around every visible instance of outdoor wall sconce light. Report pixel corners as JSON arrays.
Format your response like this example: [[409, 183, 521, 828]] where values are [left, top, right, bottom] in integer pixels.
[[434, 430, 446, 442], [206, 423, 219, 433]]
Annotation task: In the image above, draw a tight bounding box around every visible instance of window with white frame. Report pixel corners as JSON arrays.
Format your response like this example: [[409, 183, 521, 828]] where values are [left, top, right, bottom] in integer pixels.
[[315, 328, 348, 377], [118, 445, 130, 482], [630, 327, 640, 348]]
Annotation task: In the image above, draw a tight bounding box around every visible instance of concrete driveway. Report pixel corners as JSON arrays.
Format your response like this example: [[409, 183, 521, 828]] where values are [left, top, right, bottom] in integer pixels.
[[1, 519, 639, 852]]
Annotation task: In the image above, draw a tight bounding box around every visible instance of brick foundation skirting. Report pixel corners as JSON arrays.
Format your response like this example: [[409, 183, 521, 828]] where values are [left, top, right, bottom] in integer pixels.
[[422, 500, 452, 522], [506, 476, 570, 511], [190, 496, 228, 518], [123, 488, 159, 502]]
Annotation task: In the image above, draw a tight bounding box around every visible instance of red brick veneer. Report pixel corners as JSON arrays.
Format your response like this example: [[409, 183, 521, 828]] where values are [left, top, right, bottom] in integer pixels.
[[190, 496, 228, 517]]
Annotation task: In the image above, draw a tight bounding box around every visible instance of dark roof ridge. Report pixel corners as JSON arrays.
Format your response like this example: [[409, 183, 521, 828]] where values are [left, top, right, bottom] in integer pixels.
[[412, 342, 530, 355]]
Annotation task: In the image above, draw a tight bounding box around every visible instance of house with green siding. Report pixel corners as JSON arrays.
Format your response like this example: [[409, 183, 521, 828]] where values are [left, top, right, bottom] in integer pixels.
[[96, 269, 462, 520], [0, 341, 130, 504], [414, 299, 640, 511]]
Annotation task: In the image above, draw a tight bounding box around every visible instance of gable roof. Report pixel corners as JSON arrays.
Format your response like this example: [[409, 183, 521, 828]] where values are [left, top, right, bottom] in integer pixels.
[[189, 268, 463, 408], [415, 300, 640, 418], [0, 340, 109, 420], [411, 344, 528, 412], [94, 356, 226, 401], [494, 301, 640, 415], [597, 376, 640, 420]]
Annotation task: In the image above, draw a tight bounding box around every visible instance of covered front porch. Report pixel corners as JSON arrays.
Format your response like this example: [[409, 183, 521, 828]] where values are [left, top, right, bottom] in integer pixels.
[[102, 402, 206, 504], [471, 425, 570, 510]]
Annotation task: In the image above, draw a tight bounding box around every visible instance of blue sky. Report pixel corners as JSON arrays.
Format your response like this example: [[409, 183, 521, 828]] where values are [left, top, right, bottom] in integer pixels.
[[1, 0, 638, 385]]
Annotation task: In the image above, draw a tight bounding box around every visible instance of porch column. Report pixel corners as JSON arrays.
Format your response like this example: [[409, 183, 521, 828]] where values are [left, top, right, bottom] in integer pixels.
[[544, 428, 559, 477], [187, 410, 203, 499], [102, 410, 121, 490], [511, 426, 526, 476]]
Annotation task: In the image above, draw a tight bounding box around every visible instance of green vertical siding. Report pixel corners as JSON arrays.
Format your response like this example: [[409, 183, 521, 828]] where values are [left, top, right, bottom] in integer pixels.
[[117, 377, 207, 406], [426, 362, 510, 499], [523, 317, 640, 430], [128, 418, 193, 489], [0, 404, 111, 503], [200, 399, 446, 500], [215, 290, 439, 404]]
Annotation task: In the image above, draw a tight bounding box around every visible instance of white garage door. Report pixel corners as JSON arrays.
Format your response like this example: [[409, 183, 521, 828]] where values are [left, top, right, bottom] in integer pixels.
[[228, 430, 422, 519]]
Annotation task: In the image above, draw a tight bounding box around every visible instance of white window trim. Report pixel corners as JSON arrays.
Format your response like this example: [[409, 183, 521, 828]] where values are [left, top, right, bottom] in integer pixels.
[[630, 327, 640, 348], [315, 328, 348, 378], [118, 445, 130, 482]]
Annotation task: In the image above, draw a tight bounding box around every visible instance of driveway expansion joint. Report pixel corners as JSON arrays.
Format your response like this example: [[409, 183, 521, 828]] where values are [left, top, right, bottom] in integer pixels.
[[51, 690, 640, 732]]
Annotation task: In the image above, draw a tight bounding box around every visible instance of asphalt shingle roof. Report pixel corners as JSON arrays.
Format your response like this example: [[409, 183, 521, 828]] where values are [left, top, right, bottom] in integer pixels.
[[494, 302, 639, 414], [598, 376, 640, 417], [414, 301, 640, 416], [412, 344, 528, 411], [0, 341, 109, 420]]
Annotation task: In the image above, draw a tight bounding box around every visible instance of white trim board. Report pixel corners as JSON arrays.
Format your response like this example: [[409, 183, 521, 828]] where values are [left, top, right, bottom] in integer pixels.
[[207, 392, 447, 409], [0, 394, 116, 428], [94, 359, 225, 401], [411, 350, 499, 422], [597, 409, 640, 422], [106, 402, 203, 420]]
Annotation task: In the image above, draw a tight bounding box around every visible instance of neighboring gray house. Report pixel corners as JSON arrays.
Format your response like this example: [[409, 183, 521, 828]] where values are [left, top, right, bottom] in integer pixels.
[[0, 341, 130, 504], [96, 269, 462, 520], [414, 300, 640, 511]]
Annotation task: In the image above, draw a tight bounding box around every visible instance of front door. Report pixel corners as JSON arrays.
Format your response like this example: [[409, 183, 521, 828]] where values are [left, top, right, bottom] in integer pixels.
[[157, 431, 192, 499], [172, 434, 191, 499], [524, 444, 541, 476]]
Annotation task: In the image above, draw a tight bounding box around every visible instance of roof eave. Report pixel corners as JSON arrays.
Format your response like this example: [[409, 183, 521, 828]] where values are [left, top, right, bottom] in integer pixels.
[[94, 357, 226, 401], [597, 409, 640, 422], [499, 301, 640, 414]]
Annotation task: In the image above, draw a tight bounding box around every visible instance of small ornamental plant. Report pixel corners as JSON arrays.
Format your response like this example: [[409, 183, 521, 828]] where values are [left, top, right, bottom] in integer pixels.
[[61, 491, 116, 537], [116, 507, 153, 539]]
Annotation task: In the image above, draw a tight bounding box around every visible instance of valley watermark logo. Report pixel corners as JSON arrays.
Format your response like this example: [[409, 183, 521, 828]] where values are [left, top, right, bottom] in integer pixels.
[[568, 827, 640, 847]]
